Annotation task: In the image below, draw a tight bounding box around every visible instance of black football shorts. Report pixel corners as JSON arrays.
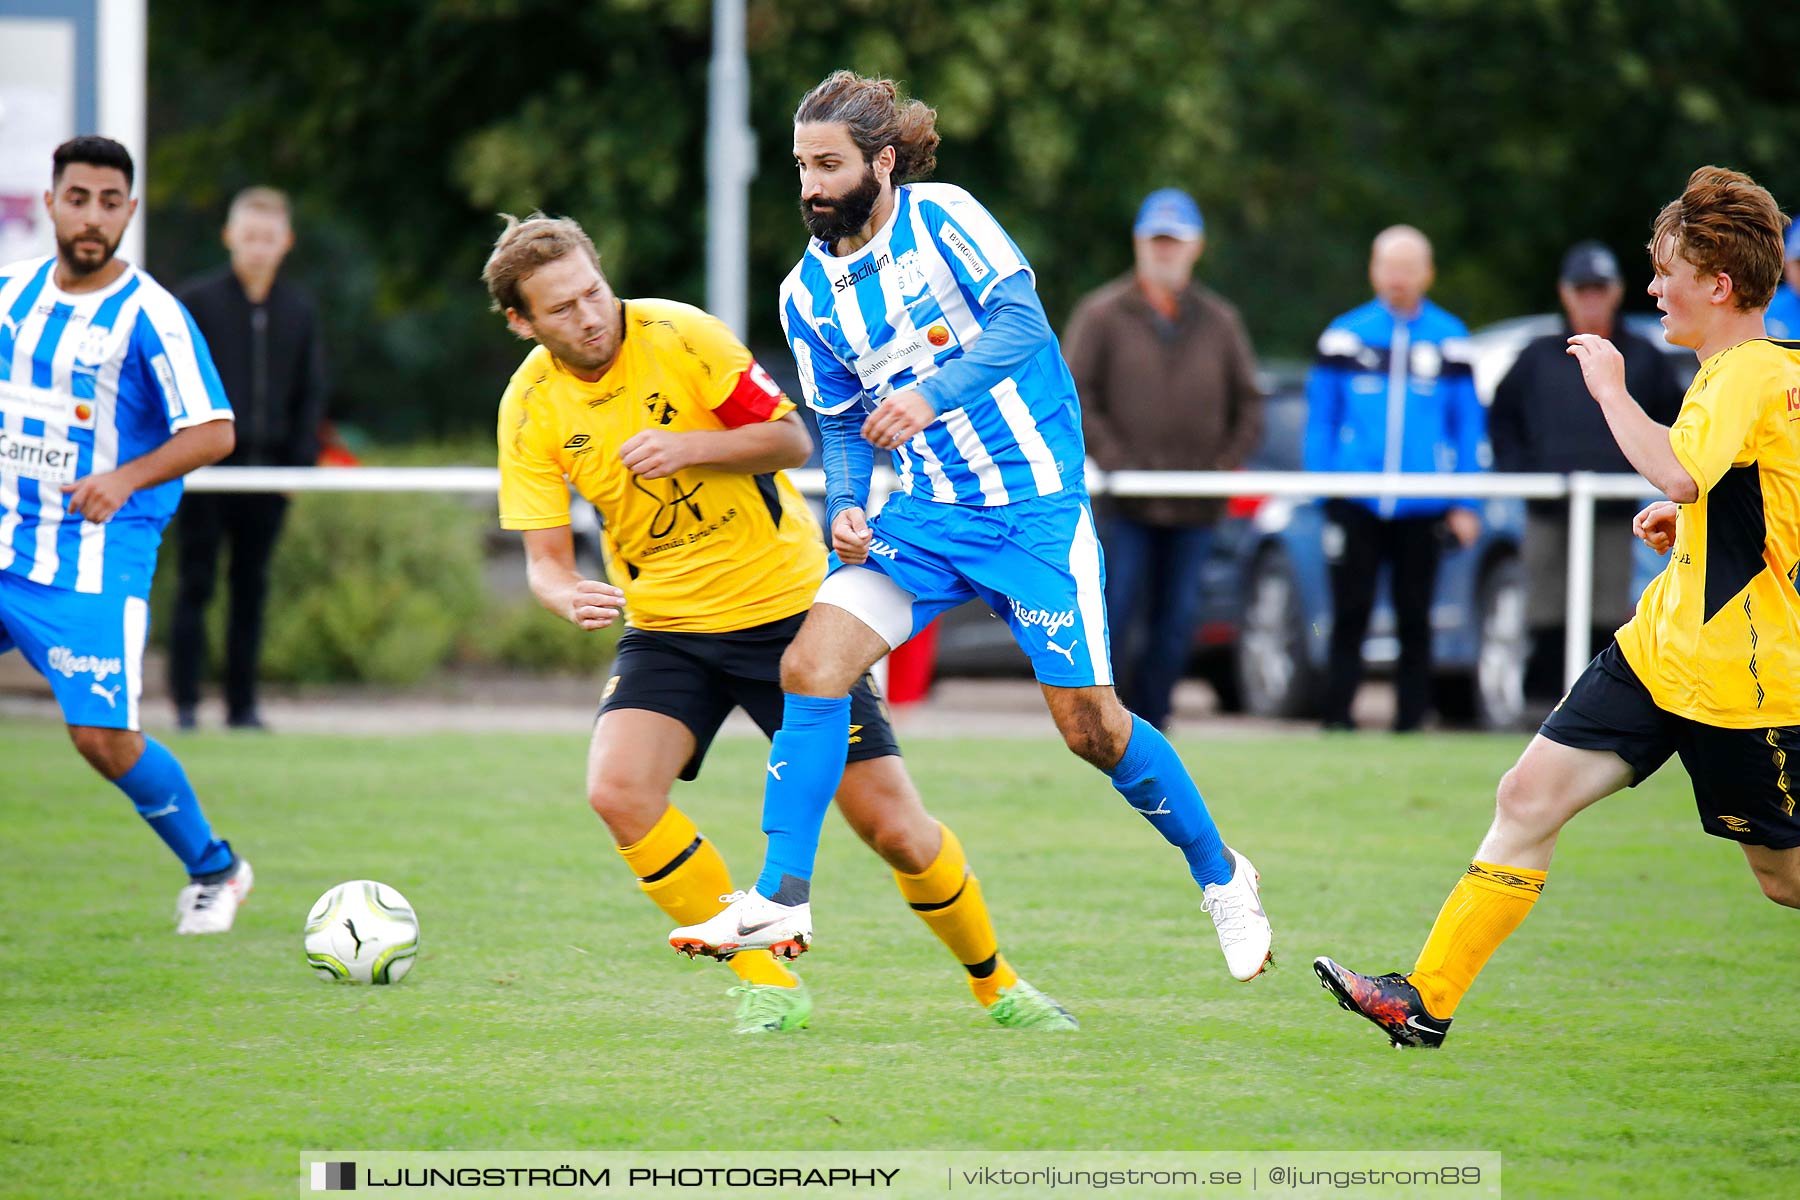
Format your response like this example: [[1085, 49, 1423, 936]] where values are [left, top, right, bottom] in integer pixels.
[[599, 611, 900, 781], [1541, 642, 1800, 849]]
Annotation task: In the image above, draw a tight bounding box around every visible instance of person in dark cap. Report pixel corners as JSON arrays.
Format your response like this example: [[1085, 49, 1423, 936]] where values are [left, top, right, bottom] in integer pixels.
[[1488, 240, 1683, 704], [1062, 188, 1264, 729]]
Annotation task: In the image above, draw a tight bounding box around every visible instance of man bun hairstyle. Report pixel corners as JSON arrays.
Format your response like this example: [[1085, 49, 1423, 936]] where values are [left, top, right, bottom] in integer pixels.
[[481, 212, 602, 317], [795, 70, 939, 183], [1648, 166, 1786, 310], [53, 136, 135, 190]]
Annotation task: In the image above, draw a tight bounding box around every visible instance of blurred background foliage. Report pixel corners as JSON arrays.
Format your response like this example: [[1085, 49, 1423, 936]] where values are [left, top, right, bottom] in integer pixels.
[[146, 0, 1800, 444]]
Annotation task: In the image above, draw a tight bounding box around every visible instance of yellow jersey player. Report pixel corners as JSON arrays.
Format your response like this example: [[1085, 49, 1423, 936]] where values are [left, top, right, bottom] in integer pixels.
[[1316, 166, 1800, 1048], [483, 213, 1074, 1033]]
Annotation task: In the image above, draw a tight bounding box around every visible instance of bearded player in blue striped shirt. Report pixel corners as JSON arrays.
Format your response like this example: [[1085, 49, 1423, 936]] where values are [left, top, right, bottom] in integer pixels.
[[1, 137, 248, 933], [672, 72, 1273, 984]]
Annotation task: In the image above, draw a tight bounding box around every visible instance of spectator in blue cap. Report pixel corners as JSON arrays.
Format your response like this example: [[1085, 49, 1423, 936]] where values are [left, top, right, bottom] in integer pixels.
[[1063, 188, 1264, 729], [1766, 218, 1800, 339]]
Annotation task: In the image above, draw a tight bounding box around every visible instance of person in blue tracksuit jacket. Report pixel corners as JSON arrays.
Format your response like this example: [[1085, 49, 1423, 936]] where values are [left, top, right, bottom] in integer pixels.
[[1304, 225, 1486, 731]]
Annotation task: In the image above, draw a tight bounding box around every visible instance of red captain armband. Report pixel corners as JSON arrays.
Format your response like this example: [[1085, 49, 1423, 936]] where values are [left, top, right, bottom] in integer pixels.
[[713, 360, 788, 428]]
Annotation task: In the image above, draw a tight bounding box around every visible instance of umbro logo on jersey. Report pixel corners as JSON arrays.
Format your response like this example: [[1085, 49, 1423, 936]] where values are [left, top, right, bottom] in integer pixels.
[[564, 434, 591, 450], [1720, 814, 1752, 833]]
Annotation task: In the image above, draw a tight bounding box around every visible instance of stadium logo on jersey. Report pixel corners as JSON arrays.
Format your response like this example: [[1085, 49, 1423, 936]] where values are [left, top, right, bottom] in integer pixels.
[[1008, 599, 1076, 638], [927, 324, 951, 348], [48, 645, 124, 683], [938, 224, 989, 283], [833, 251, 891, 294]]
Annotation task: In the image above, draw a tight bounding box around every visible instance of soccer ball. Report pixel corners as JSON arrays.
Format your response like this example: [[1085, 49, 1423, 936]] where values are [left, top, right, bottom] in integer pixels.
[[303, 880, 419, 984]]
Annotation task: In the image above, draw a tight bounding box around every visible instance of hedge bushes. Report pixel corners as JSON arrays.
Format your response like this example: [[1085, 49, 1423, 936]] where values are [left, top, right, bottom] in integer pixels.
[[153, 487, 619, 686]]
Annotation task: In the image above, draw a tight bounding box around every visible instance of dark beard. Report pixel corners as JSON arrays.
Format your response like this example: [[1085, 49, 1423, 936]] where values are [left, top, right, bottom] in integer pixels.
[[800, 166, 881, 244], [56, 230, 119, 278]]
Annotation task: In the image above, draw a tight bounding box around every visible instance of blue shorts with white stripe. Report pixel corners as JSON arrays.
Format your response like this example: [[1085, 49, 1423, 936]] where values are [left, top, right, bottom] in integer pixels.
[[834, 487, 1115, 689]]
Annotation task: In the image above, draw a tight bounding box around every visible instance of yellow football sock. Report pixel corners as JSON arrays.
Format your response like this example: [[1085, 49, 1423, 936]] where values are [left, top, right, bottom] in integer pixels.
[[1409, 860, 1547, 1018], [617, 805, 795, 989], [893, 822, 1019, 1006]]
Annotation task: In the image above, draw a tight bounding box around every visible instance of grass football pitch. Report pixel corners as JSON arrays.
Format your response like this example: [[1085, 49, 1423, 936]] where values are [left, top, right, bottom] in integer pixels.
[[3, 720, 1794, 1198]]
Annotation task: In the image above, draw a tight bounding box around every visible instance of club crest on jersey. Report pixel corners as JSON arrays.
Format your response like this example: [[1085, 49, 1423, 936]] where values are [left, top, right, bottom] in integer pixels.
[[893, 249, 928, 297], [73, 325, 121, 371]]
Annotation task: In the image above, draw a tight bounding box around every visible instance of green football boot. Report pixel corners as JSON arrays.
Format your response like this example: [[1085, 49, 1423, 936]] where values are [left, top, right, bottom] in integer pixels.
[[729, 980, 813, 1034], [988, 979, 1079, 1031]]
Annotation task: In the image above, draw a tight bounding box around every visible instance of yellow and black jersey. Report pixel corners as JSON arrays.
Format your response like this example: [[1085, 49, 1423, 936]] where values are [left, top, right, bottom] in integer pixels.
[[1616, 337, 1800, 726], [497, 298, 824, 633]]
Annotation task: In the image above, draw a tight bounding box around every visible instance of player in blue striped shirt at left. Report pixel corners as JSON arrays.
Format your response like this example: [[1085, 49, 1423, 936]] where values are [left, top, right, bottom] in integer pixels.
[[1, 137, 248, 933], [672, 72, 1274, 984]]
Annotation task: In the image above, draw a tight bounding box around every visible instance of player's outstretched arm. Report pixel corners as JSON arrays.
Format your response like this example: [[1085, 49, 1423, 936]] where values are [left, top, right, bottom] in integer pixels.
[[60, 417, 235, 524], [1566, 334, 1699, 502], [619, 411, 812, 480], [521, 526, 624, 631]]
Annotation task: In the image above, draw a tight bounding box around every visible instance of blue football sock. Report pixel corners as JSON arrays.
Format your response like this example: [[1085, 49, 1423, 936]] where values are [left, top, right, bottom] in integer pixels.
[[754, 694, 852, 899], [114, 737, 233, 877], [1106, 715, 1232, 887]]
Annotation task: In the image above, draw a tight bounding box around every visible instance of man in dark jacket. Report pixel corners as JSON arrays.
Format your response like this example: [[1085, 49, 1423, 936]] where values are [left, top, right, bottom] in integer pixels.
[[1063, 188, 1264, 730], [171, 187, 327, 730], [1488, 240, 1683, 702]]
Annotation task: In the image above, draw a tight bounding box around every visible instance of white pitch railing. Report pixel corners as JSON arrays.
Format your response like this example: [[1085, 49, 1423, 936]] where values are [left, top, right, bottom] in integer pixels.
[[186, 465, 1667, 691]]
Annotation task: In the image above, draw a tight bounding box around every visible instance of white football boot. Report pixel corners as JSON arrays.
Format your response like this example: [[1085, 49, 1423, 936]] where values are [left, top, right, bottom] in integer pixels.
[[175, 857, 254, 935], [670, 889, 811, 961], [1201, 848, 1272, 980]]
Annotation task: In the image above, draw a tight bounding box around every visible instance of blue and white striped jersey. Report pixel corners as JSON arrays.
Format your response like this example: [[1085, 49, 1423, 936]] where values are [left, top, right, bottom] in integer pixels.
[[779, 182, 1084, 508], [0, 256, 231, 596]]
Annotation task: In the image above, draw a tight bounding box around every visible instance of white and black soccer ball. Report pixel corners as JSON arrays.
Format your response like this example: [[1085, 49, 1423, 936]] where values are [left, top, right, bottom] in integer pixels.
[[303, 880, 419, 984]]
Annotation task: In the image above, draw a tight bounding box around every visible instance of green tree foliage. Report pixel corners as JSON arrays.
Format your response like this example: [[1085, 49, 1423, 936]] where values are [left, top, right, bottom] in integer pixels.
[[148, 0, 1800, 440]]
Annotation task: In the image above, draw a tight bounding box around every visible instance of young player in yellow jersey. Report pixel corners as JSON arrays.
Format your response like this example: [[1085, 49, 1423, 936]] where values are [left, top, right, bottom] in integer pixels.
[[1316, 167, 1800, 1048], [482, 213, 1074, 1033]]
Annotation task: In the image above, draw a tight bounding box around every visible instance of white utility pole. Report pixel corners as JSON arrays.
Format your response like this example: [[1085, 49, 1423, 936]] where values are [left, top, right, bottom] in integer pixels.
[[98, 0, 147, 264], [705, 0, 756, 337]]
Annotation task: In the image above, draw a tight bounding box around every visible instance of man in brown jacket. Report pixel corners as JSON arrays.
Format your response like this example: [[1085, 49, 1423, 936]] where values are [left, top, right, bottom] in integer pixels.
[[1063, 188, 1264, 729]]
